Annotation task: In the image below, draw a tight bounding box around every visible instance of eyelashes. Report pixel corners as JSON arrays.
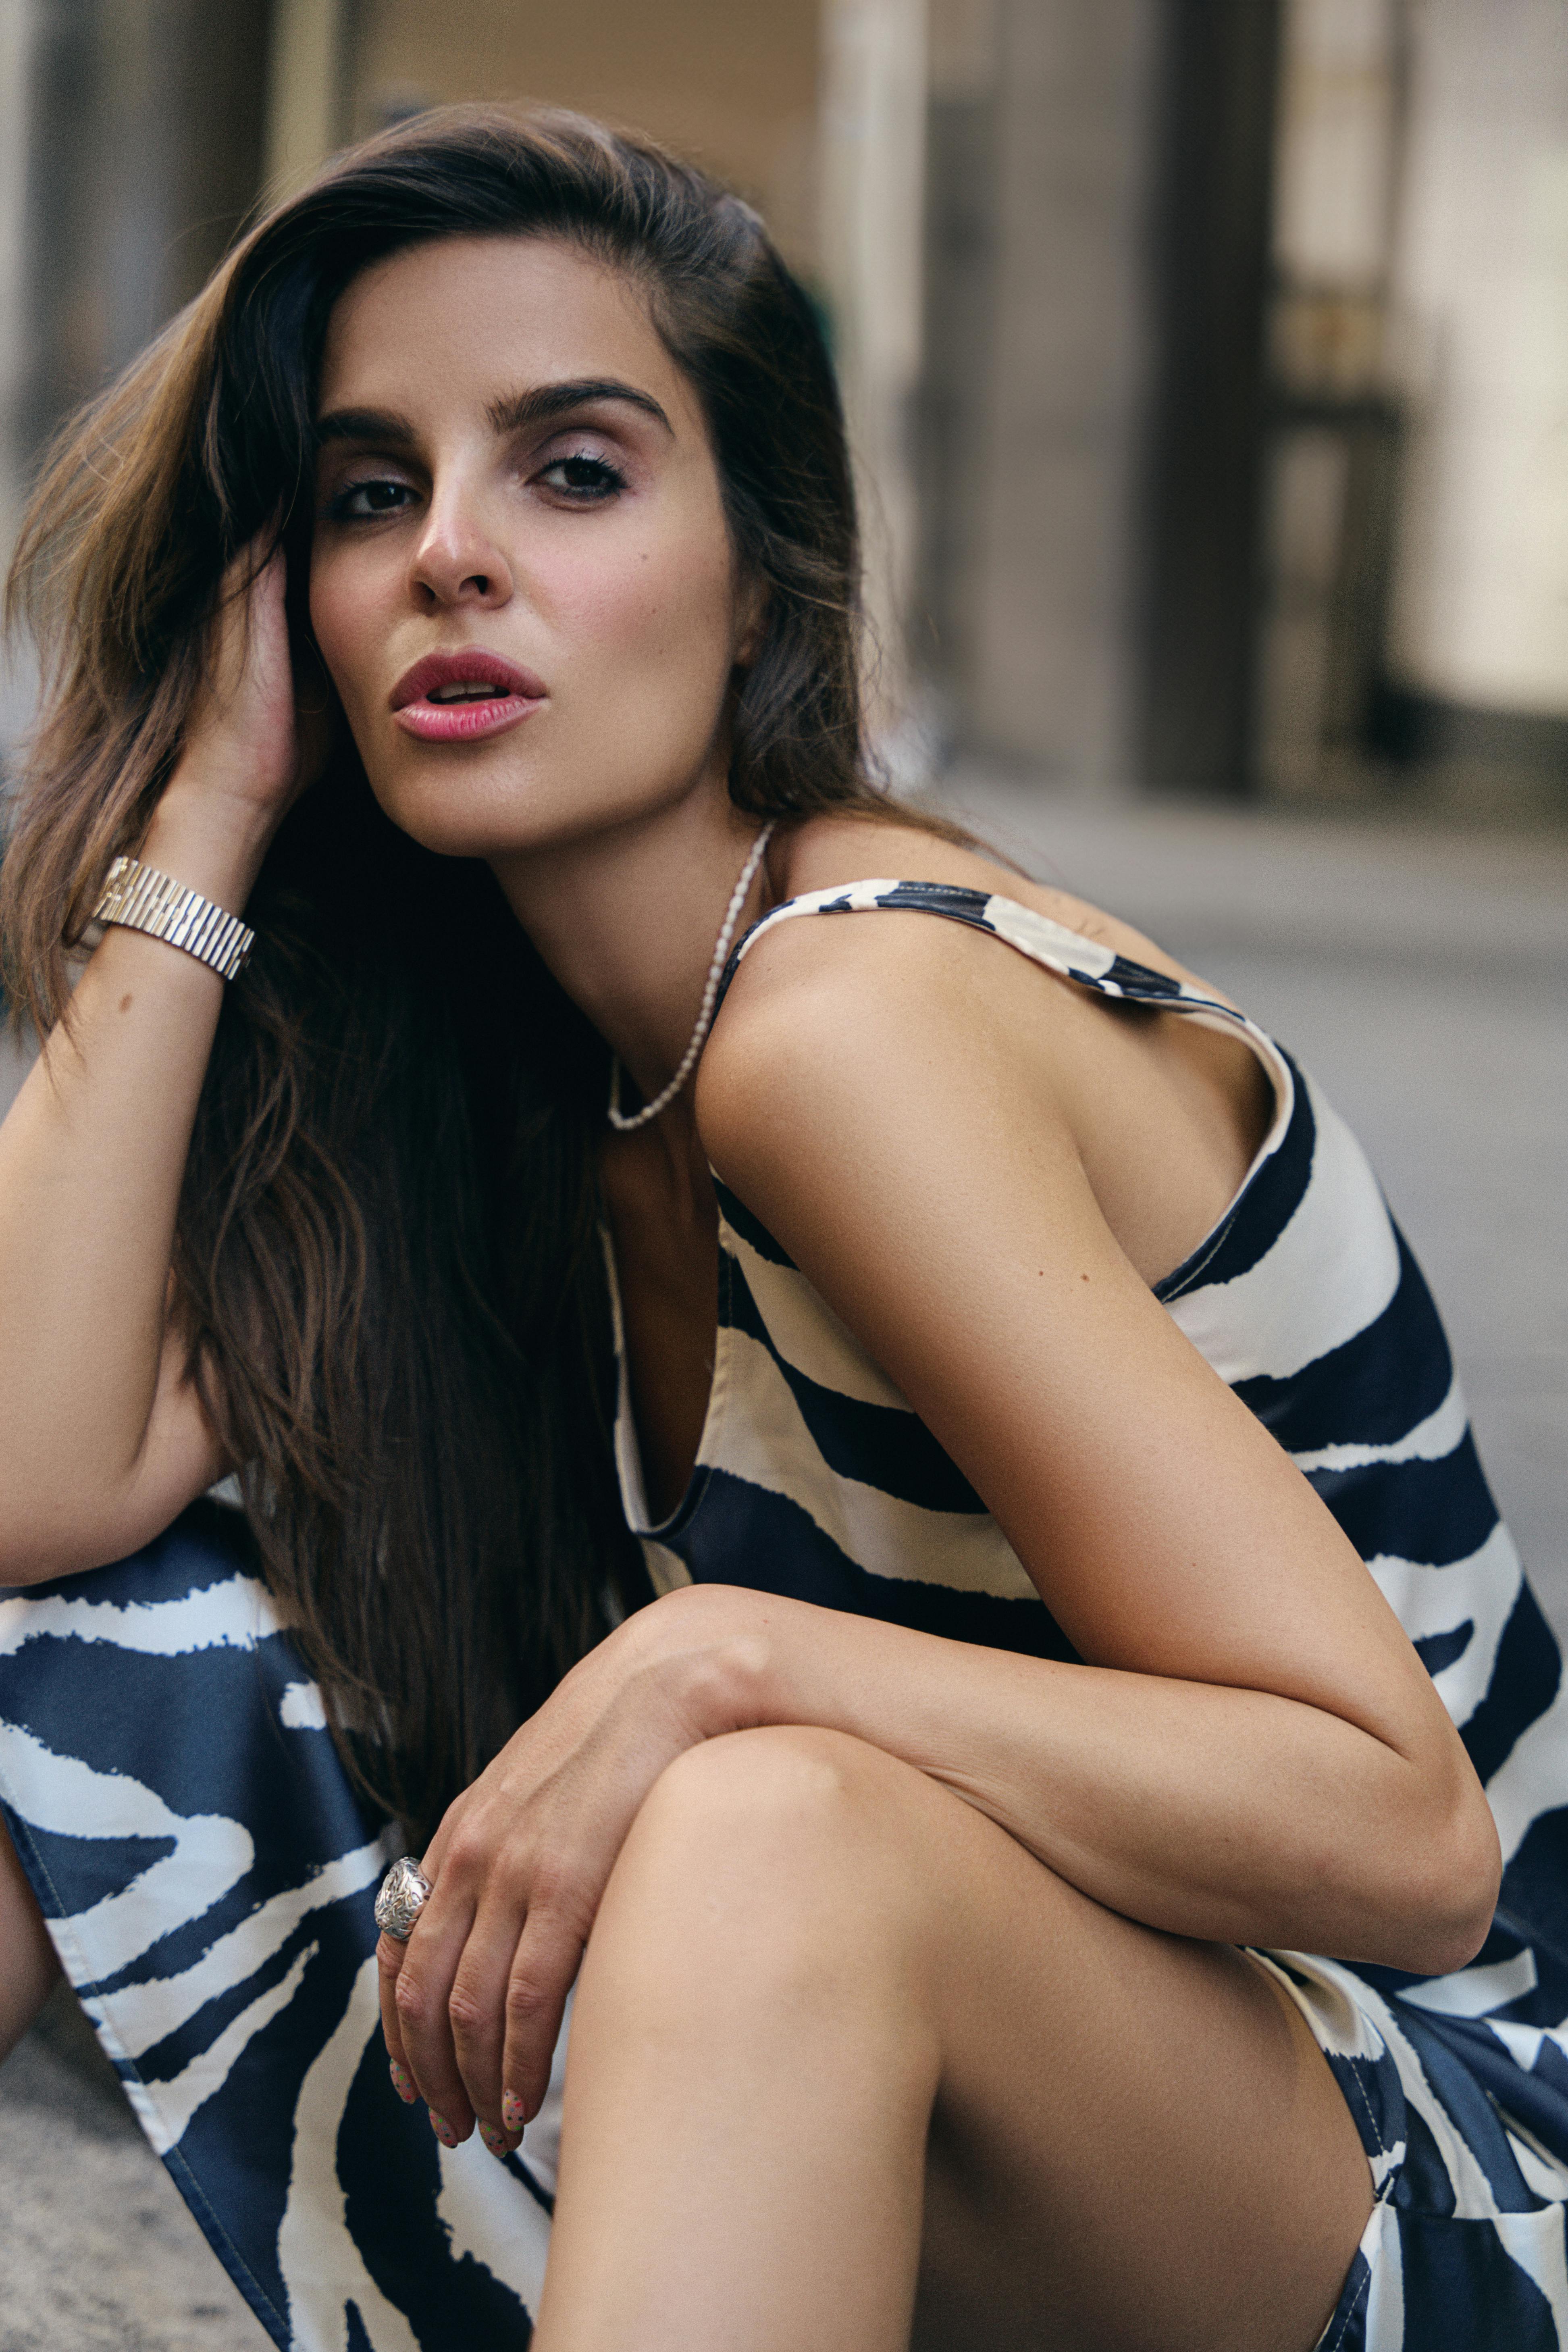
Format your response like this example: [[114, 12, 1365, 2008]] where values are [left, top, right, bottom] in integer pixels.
[[322, 446, 629, 522], [537, 452, 627, 501], [326, 477, 416, 522]]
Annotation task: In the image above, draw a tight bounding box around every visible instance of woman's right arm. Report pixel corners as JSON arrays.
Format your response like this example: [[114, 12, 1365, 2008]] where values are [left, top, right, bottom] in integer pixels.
[[0, 552, 303, 1584]]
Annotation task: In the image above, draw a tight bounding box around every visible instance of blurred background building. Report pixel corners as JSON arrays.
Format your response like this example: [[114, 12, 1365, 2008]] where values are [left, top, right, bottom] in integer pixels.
[[1, 0, 1566, 808]]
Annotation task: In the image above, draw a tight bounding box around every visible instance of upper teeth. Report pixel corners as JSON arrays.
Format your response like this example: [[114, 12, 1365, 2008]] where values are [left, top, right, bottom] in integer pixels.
[[428, 683, 502, 703]]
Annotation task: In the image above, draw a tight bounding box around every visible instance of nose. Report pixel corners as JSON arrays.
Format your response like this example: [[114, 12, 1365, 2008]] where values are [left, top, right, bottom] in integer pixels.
[[408, 481, 514, 612]]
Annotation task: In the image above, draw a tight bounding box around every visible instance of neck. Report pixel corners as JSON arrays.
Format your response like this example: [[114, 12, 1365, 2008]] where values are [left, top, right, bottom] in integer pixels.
[[489, 781, 773, 1114]]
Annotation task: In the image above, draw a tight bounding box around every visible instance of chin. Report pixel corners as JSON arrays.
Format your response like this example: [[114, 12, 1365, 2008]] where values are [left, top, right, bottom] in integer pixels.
[[360, 731, 710, 868], [356, 746, 549, 862], [379, 797, 546, 864]]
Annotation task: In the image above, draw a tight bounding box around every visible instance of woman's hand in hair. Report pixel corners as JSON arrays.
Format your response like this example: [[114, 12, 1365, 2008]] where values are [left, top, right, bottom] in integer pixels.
[[0, 539, 326, 1581], [376, 1582, 769, 2156], [158, 539, 325, 854]]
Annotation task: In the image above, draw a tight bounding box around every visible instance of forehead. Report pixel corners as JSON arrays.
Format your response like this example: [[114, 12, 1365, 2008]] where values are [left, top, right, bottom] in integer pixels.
[[316, 232, 694, 423]]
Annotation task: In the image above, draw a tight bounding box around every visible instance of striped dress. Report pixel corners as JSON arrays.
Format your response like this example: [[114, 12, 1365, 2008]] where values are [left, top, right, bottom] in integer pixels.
[[2, 877, 1566, 2348]]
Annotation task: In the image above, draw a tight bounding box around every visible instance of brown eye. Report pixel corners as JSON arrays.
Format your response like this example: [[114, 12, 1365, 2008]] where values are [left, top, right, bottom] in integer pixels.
[[330, 477, 414, 520], [538, 454, 625, 500]]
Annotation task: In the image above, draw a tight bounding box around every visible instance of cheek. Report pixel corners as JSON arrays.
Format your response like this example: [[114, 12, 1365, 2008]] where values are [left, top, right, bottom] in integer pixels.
[[308, 545, 386, 725], [553, 520, 737, 683]]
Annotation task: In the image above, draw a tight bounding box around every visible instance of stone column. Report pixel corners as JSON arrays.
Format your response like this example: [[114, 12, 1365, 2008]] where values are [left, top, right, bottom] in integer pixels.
[[919, 0, 1165, 789], [0, 0, 272, 769], [264, 0, 357, 199], [819, 0, 930, 766], [12, 0, 272, 467]]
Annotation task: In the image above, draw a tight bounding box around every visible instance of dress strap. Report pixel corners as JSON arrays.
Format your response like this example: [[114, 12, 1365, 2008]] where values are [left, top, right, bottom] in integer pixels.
[[713, 874, 1296, 1184], [722, 877, 1227, 1021]]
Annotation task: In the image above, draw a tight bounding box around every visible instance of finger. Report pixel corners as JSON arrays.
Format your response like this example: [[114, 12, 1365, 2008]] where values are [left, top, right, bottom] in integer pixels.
[[239, 543, 290, 692], [217, 535, 281, 650], [202, 540, 284, 722], [448, 1902, 531, 2159], [499, 1912, 583, 2147], [380, 1819, 451, 2100], [393, 1890, 480, 2146], [376, 1932, 420, 2108]]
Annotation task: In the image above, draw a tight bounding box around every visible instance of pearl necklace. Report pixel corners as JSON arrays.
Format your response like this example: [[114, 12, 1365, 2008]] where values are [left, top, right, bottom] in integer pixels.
[[607, 822, 776, 1132]]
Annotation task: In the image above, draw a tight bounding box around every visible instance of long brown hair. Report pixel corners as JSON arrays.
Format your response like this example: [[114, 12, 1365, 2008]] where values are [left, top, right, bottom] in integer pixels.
[[2, 108, 893, 1839]]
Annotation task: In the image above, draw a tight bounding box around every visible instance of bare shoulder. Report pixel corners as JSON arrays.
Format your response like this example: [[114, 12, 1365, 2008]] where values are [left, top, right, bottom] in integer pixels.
[[698, 802, 1181, 1147], [697, 808, 1275, 1291], [694, 860, 1065, 1177]]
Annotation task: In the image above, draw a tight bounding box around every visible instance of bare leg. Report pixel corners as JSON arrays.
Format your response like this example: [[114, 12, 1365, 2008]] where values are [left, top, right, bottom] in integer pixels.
[[533, 1728, 1372, 2352], [0, 1814, 60, 2065]]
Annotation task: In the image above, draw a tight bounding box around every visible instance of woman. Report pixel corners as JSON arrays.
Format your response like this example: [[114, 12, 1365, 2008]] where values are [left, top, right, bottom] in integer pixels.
[[0, 108, 1561, 2352]]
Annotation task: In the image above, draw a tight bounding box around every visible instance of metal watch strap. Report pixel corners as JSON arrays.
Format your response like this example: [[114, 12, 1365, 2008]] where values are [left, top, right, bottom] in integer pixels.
[[92, 855, 256, 982]]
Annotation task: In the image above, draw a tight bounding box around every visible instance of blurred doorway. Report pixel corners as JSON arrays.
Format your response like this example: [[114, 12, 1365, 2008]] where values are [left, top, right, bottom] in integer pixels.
[[1139, 0, 1285, 797], [1138, 0, 1568, 810]]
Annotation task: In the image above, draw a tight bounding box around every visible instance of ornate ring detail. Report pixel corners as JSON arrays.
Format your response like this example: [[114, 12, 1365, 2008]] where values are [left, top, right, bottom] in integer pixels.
[[374, 1855, 433, 1942]]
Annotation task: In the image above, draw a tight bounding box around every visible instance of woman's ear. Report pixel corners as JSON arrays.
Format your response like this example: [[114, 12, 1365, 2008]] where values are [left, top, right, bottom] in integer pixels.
[[733, 572, 770, 669]]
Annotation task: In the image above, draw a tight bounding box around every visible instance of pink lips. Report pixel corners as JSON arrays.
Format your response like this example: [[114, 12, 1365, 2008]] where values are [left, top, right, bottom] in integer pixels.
[[390, 649, 546, 744]]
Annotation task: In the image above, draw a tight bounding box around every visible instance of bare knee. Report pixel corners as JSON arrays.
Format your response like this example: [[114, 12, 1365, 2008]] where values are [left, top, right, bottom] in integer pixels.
[[599, 1728, 934, 1991], [640, 1725, 914, 1882]]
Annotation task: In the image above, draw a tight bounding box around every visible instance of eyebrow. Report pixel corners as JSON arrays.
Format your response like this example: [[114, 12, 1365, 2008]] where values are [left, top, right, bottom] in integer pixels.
[[314, 376, 674, 449], [488, 378, 673, 435]]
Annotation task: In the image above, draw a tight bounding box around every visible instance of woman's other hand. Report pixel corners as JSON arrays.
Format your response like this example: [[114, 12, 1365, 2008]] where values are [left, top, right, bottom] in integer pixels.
[[377, 1584, 765, 2157], [150, 538, 328, 872]]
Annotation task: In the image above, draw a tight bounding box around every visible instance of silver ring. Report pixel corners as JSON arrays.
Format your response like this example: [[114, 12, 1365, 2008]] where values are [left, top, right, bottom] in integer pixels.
[[374, 1855, 432, 1942]]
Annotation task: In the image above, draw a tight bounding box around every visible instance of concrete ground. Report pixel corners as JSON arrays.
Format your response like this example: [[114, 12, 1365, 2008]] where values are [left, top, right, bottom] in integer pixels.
[[1, 779, 1564, 2346], [0, 1995, 263, 2352]]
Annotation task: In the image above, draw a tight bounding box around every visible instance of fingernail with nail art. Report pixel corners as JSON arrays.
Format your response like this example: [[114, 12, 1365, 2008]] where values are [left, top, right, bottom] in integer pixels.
[[479, 2121, 512, 2161], [428, 2110, 460, 2148], [501, 2091, 525, 2136], [388, 2060, 417, 2105]]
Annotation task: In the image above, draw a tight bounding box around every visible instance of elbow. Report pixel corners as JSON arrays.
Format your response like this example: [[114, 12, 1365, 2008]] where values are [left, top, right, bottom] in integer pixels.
[[1386, 1775, 1503, 1979]]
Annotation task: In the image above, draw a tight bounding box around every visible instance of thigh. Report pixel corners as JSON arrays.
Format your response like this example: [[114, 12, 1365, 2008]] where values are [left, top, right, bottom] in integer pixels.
[[0, 1813, 59, 2064], [892, 1756, 1373, 2352]]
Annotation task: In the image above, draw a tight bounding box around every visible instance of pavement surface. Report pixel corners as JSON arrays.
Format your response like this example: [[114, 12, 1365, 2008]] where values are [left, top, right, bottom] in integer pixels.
[[1, 778, 1564, 2346]]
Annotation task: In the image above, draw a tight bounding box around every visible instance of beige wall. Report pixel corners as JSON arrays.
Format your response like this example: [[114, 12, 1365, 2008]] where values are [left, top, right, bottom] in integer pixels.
[[936, 0, 1162, 784], [348, 0, 823, 273]]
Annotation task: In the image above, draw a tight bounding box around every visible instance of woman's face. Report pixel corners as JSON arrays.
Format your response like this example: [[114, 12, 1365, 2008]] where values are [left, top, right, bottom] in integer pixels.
[[310, 233, 755, 860]]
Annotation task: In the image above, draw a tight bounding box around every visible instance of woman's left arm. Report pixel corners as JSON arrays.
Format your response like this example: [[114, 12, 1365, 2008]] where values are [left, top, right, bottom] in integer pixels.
[[691, 926, 1504, 1975], [687, 922, 1499, 1979], [384, 923, 1499, 2146]]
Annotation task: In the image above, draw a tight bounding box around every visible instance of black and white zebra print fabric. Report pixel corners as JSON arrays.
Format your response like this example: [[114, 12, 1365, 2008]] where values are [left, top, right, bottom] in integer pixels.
[[0, 1503, 562, 2347], [2, 876, 1565, 2347]]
